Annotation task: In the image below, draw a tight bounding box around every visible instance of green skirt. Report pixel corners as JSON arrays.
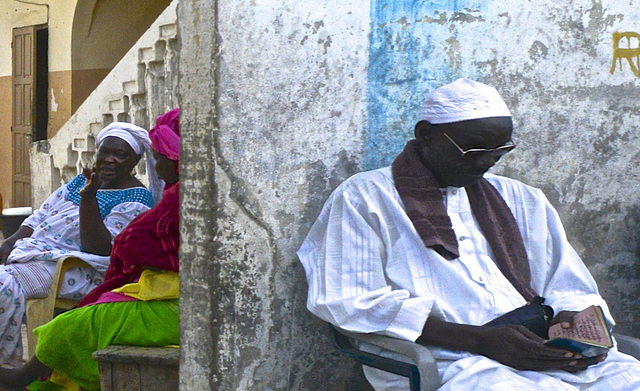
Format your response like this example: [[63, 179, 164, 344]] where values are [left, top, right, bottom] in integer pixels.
[[31, 299, 179, 391]]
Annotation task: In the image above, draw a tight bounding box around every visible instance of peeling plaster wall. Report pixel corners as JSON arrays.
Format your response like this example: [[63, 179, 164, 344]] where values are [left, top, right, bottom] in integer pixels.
[[216, 1, 367, 388], [180, 0, 370, 388], [179, 0, 640, 389]]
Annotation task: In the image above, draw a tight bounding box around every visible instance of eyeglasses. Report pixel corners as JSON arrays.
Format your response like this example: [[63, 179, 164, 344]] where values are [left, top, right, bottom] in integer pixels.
[[442, 132, 516, 159]]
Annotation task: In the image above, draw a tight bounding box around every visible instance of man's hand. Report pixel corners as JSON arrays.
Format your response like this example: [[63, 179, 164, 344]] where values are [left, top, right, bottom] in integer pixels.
[[477, 324, 605, 372], [551, 310, 578, 327], [546, 310, 609, 367], [417, 317, 605, 374]]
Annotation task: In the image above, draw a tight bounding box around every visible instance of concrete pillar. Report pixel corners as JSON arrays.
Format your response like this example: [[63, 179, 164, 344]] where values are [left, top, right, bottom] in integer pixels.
[[178, 0, 222, 388]]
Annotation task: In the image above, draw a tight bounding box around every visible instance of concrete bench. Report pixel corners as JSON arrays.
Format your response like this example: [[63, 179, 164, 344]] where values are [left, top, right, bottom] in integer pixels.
[[93, 345, 179, 391]]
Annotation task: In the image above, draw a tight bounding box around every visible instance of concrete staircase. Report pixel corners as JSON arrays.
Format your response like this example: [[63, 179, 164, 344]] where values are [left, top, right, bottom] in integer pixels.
[[30, 0, 179, 207]]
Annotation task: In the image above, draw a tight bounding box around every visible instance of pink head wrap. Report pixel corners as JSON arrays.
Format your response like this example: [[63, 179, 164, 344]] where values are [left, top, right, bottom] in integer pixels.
[[149, 108, 180, 161]]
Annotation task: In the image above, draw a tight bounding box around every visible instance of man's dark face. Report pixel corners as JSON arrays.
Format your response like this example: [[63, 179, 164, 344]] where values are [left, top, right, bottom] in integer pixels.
[[415, 117, 514, 188]]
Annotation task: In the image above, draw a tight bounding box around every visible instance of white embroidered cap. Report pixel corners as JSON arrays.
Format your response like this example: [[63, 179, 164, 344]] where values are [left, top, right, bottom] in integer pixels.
[[420, 78, 511, 124]]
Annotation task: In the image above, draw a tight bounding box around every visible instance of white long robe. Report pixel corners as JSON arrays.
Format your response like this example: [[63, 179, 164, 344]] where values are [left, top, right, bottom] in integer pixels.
[[297, 167, 640, 390]]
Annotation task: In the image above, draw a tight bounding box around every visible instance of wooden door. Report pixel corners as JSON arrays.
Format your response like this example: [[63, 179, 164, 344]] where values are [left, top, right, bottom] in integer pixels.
[[12, 26, 36, 207]]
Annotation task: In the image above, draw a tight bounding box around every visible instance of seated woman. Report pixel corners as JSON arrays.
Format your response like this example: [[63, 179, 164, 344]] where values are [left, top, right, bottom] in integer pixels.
[[0, 108, 181, 391], [0, 122, 161, 366]]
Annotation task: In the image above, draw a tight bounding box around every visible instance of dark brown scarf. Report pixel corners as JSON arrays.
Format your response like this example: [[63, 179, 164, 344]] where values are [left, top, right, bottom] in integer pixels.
[[391, 140, 537, 301]]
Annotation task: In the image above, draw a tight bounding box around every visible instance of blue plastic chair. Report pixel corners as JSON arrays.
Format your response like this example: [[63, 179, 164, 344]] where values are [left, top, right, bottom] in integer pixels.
[[329, 324, 439, 391], [329, 324, 640, 391]]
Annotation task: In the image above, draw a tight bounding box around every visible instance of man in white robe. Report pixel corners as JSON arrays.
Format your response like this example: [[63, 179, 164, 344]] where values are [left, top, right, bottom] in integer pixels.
[[297, 78, 640, 390]]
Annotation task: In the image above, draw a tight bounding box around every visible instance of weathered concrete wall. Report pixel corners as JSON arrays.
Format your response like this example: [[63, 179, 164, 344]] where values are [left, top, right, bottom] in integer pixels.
[[179, 0, 640, 389], [179, 0, 370, 388]]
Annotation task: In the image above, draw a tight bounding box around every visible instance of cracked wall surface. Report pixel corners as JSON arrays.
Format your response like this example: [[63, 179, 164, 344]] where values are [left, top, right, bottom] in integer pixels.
[[179, 0, 640, 389]]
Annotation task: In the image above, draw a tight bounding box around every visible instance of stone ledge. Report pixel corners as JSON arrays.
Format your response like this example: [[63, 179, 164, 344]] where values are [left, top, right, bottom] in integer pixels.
[[93, 345, 180, 365], [93, 345, 179, 391]]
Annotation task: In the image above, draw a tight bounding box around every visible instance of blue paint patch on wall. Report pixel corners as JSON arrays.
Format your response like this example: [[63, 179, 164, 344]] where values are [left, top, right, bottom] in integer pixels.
[[364, 0, 488, 170]]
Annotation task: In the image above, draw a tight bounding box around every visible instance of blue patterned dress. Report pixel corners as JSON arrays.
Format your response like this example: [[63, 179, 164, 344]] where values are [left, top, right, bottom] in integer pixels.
[[0, 175, 153, 365]]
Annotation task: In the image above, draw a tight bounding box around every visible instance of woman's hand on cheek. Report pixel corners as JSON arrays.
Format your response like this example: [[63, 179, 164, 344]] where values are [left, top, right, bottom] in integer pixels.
[[80, 165, 102, 198]]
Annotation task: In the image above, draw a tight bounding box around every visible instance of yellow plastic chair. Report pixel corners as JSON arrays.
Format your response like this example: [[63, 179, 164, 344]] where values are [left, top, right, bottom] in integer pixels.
[[25, 256, 91, 357]]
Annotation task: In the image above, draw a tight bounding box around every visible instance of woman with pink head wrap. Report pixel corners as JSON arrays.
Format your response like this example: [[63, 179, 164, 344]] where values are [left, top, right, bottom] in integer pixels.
[[150, 108, 180, 162], [149, 108, 180, 189]]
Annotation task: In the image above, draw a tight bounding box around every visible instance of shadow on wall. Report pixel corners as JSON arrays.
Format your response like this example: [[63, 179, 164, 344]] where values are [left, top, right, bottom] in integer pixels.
[[70, 0, 173, 111]]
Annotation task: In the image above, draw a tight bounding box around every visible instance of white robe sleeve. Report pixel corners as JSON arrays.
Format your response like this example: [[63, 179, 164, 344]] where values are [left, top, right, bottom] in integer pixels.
[[536, 192, 613, 324], [489, 175, 614, 325], [298, 180, 433, 342]]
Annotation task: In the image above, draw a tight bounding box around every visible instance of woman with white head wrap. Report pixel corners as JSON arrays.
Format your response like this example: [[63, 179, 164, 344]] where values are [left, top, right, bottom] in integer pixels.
[[95, 122, 164, 205], [0, 122, 156, 366]]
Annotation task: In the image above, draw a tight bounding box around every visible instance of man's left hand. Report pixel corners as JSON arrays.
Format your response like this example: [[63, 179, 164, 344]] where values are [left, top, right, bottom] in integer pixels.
[[548, 310, 609, 371]]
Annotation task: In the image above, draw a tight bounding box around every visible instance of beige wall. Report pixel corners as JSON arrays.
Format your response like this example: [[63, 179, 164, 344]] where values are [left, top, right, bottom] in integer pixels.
[[0, 1, 77, 76], [48, 70, 73, 138], [70, 68, 110, 113], [70, 0, 171, 111], [72, 0, 171, 70]]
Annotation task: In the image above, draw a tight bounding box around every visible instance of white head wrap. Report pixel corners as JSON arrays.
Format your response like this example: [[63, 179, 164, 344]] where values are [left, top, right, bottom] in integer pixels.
[[95, 122, 164, 205], [420, 78, 511, 124]]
